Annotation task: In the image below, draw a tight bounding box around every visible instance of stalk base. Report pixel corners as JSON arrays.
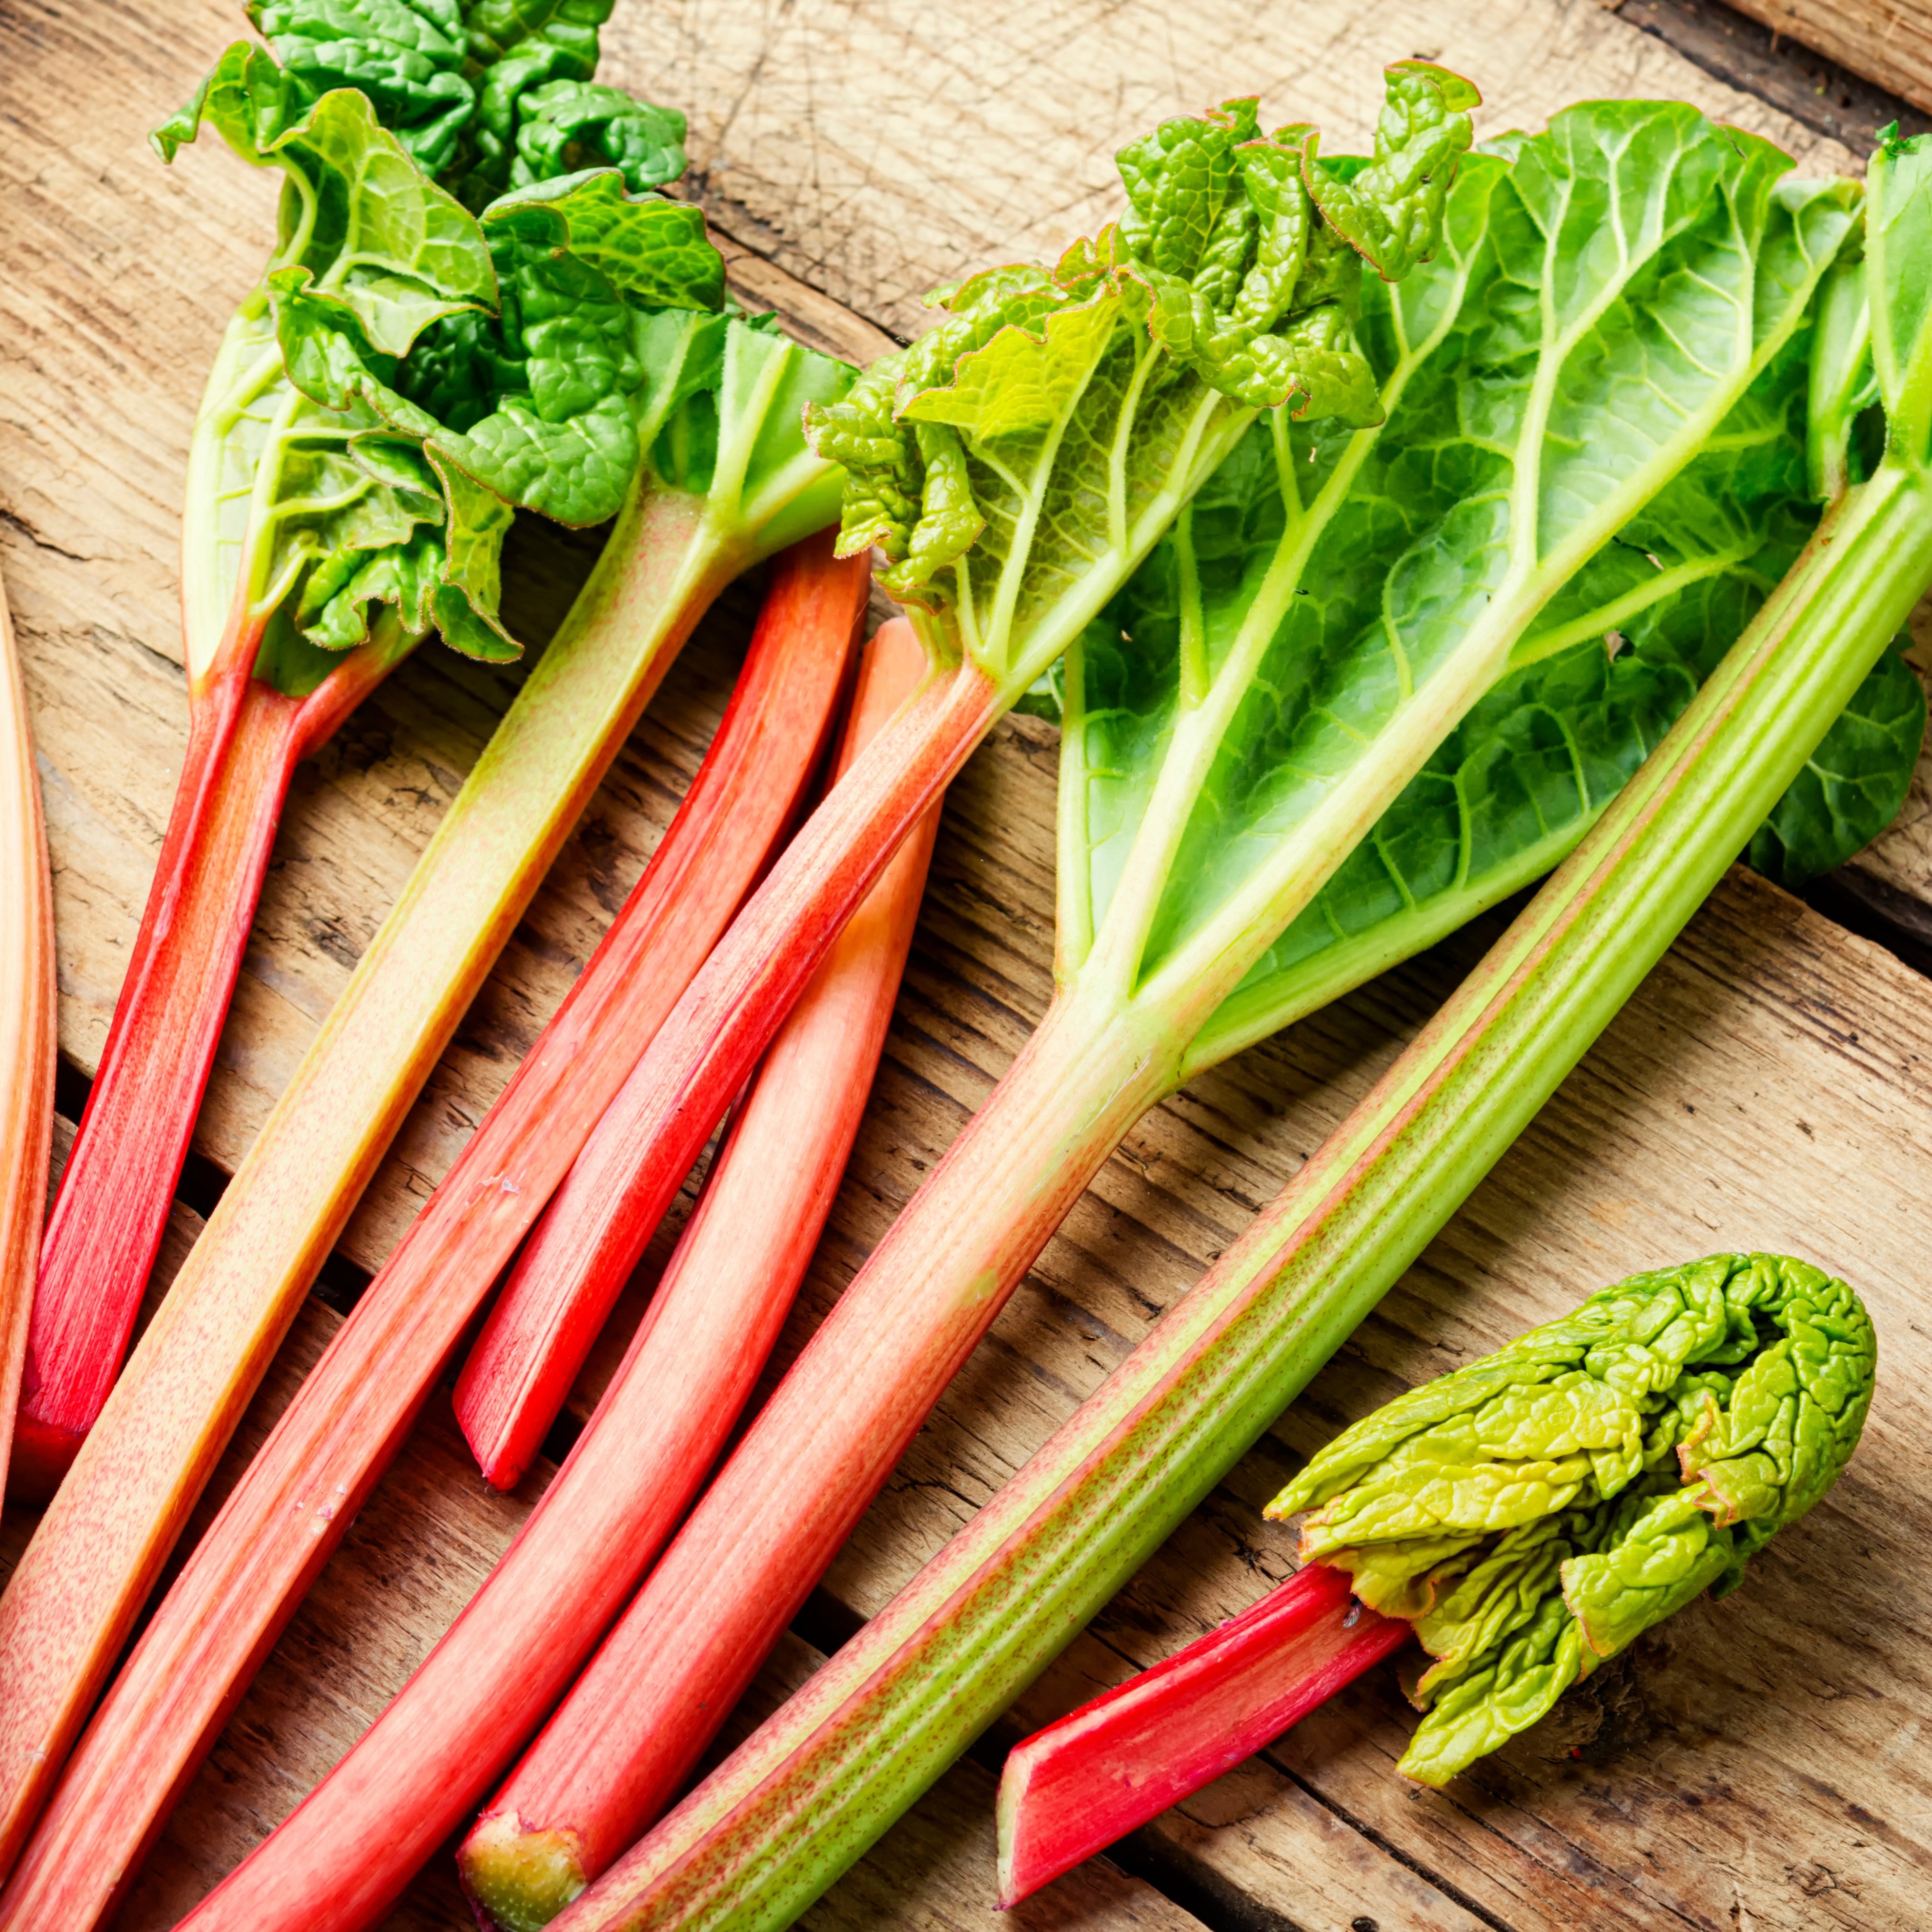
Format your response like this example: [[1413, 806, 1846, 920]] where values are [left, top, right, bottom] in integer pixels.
[[462, 1817, 589, 1932]]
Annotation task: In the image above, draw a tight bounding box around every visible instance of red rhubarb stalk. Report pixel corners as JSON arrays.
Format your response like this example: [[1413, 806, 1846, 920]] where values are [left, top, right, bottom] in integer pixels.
[[0, 538, 868, 1932], [153, 618, 936, 1932], [454, 621, 933, 1486], [994, 1565, 1407, 1906], [448, 650, 1001, 1486], [13, 611, 398, 1502], [453, 961, 1185, 1921], [0, 564, 57, 1505]]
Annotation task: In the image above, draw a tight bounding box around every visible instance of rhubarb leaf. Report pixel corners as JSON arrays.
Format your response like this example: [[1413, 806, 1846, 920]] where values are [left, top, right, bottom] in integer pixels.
[[1745, 636, 1923, 887], [803, 62, 1479, 684], [1266, 1254, 1876, 1785], [1298, 61, 1484, 281], [1185, 546, 1921, 1062], [155, 41, 495, 354], [241, 0, 670, 210], [495, 81, 687, 195], [1869, 127, 1932, 461], [1042, 107, 1856, 1070], [245, 0, 475, 174], [381, 169, 719, 525], [161, 48, 521, 683], [1807, 247, 1880, 499]]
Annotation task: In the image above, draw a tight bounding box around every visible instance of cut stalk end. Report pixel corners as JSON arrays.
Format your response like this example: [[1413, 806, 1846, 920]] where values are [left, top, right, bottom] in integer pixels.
[[459, 1813, 588, 1932], [992, 1565, 1405, 1905]]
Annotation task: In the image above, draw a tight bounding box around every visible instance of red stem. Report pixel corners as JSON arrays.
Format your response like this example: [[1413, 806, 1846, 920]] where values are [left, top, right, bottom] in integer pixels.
[[0, 543, 866, 1932], [451, 552, 875, 1488], [450, 652, 1001, 1482], [13, 637, 389, 1504], [168, 625, 939, 1932], [995, 1564, 1409, 1905], [456, 975, 1174, 1912]]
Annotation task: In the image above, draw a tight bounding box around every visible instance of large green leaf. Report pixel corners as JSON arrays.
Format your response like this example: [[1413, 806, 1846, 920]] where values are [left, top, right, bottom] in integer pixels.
[[1046, 105, 1857, 1065], [803, 64, 1480, 686]]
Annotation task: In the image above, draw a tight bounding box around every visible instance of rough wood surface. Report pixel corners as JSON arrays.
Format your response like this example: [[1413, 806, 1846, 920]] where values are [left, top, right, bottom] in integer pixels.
[[5, 3, 1932, 1931], [1727, 0, 1932, 117]]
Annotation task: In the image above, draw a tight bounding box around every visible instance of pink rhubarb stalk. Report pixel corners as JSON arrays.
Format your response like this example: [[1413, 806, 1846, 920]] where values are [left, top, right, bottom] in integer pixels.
[[451, 960, 1188, 1922], [13, 606, 397, 1502], [994, 1564, 1408, 1906], [156, 619, 936, 1932], [0, 475, 744, 1880], [447, 650, 999, 1492], [0, 564, 57, 1505], [0, 537, 868, 1932], [453, 622, 935, 1487]]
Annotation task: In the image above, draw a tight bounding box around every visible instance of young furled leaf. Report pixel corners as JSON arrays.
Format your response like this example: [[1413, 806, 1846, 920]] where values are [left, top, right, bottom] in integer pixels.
[[1268, 1254, 1876, 1784]]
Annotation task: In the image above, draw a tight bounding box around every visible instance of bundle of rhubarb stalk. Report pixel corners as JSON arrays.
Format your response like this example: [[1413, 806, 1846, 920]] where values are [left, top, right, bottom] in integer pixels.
[[0, 3, 1923, 1929]]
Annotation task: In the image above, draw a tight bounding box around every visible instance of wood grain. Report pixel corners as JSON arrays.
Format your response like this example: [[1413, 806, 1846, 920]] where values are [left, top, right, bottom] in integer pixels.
[[5, 2, 1932, 1931], [1727, 0, 1932, 117]]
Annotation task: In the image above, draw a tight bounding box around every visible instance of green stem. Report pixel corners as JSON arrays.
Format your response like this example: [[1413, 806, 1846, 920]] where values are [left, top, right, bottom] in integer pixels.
[[545, 455, 1932, 1932]]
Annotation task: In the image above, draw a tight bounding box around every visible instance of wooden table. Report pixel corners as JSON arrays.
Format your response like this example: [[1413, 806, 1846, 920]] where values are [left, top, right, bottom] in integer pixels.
[[4, 3, 1932, 1928]]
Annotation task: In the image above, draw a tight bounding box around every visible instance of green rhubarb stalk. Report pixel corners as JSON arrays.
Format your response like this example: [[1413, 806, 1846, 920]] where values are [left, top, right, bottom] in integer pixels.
[[456, 102, 1866, 1925], [538, 129, 1932, 1932], [0, 53, 856, 1887]]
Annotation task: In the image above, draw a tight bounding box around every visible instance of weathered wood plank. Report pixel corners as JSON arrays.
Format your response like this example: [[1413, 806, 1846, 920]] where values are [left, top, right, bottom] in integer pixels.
[[1726, 0, 1932, 117], [603, 0, 1857, 344]]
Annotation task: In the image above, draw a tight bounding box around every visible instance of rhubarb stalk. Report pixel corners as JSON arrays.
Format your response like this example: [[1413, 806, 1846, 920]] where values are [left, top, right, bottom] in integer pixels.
[[15, 624, 404, 1501], [0, 307, 856, 1880], [455, 617, 928, 1486], [451, 59, 1481, 1499], [149, 620, 937, 1932], [10, 52, 518, 1500], [994, 1566, 1407, 1906], [516, 133, 1932, 1923], [452, 102, 1861, 1925], [14, 9, 715, 1497], [0, 537, 868, 1932], [996, 1250, 1875, 1905], [0, 565, 56, 1506]]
